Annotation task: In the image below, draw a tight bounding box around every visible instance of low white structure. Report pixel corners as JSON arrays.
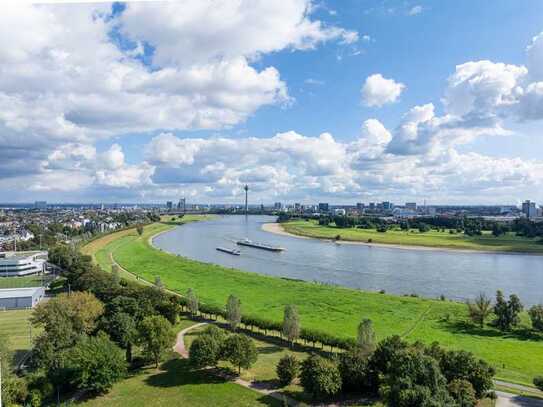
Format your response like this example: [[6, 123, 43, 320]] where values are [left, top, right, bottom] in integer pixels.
[[0, 287, 45, 309], [0, 251, 47, 276]]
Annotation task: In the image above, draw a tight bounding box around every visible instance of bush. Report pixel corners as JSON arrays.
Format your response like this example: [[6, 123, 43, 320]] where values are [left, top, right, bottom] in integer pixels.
[[534, 376, 543, 391], [529, 304, 543, 332], [276, 354, 300, 387], [300, 354, 342, 399], [448, 379, 477, 407]]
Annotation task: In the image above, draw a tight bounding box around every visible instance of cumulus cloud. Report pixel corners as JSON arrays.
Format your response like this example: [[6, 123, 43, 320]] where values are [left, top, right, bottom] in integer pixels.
[[362, 74, 405, 107]]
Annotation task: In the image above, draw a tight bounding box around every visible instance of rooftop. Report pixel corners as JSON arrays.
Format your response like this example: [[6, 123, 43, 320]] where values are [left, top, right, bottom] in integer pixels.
[[0, 286, 44, 299]]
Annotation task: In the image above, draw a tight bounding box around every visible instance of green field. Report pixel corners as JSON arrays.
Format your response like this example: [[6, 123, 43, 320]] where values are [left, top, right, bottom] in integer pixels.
[[0, 308, 38, 365], [0, 275, 47, 289], [281, 219, 543, 254], [82, 220, 543, 386]]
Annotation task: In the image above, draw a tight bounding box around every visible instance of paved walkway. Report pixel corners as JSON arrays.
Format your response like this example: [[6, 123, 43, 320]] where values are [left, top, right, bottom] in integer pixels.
[[496, 391, 543, 407]]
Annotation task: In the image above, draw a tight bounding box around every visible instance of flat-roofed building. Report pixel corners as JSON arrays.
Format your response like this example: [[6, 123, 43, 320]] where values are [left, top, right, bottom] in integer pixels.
[[0, 251, 47, 277], [0, 287, 45, 309]]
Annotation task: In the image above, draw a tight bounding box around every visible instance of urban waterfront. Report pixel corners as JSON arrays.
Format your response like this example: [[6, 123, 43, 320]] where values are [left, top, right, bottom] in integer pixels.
[[153, 215, 543, 306]]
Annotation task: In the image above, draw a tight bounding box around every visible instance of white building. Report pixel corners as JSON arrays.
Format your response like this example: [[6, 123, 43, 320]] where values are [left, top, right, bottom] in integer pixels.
[[0, 287, 45, 309], [0, 251, 47, 277]]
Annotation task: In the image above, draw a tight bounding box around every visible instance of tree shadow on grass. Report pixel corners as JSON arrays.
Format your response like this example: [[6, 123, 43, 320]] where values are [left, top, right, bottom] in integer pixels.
[[440, 320, 542, 341], [258, 345, 284, 355], [145, 358, 226, 388]]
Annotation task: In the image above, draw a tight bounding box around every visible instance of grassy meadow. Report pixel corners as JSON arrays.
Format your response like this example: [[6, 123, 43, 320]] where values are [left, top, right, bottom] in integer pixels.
[[0, 308, 39, 365], [281, 219, 543, 254], [82, 219, 543, 386]]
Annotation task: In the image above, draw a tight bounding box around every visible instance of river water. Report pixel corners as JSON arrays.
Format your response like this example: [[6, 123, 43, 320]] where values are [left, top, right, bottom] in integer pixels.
[[153, 215, 543, 305]]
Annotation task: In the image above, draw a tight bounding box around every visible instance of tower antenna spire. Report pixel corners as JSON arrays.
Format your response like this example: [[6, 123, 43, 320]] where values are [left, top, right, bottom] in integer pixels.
[[244, 184, 249, 216]]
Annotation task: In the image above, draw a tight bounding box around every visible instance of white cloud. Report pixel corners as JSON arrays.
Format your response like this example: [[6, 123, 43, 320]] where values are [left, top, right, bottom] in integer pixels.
[[407, 5, 423, 16], [361, 74, 406, 107]]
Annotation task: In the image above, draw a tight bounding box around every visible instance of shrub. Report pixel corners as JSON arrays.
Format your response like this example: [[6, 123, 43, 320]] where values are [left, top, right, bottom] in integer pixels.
[[529, 304, 543, 332], [276, 354, 300, 387], [300, 354, 342, 399]]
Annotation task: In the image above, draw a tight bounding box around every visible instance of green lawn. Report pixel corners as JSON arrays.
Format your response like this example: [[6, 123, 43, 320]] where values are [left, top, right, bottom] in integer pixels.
[[83, 221, 543, 386], [0, 308, 38, 366], [0, 275, 47, 288], [282, 220, 543, 254]]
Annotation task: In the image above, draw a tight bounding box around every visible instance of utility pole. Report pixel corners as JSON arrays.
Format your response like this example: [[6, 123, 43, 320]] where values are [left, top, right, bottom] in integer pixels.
[[244, 185, 249, 216]]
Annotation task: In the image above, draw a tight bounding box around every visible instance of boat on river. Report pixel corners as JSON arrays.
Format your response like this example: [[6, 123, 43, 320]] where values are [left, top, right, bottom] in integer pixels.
[[236, 238, 285, 252], [216, 247, 241, 255]]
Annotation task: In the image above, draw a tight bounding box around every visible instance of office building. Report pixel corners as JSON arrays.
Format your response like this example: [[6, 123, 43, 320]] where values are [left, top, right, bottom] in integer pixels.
[[166, 201, 173, 211], [274, 202, 282, 210], [522, 200, 537, 219], [318, 203, 329, 213], [405, 202, 417, 211]]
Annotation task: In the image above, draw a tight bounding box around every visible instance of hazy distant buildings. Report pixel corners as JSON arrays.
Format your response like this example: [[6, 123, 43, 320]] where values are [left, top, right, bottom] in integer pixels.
[[166, 201, 173, 211], [382, 201, 394, 211], [274, 202, 282, 210], [522, 200, 537, 219], [34, 201, 47, 210], [318, 203, 329, 213], [405, 202, 417, 211]]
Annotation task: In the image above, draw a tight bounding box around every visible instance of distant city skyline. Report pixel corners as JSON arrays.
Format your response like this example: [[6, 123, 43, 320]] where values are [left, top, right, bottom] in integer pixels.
[[2, 1, 543, 204]]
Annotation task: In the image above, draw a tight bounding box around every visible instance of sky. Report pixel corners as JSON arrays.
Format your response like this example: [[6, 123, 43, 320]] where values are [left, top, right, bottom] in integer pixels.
[[2, 0, 543, 205]]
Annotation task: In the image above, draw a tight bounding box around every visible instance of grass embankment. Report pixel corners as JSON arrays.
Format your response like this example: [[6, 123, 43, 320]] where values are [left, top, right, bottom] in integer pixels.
[[83, 220, 543, 386], [282, 220, 543, 254], [81, 317, 281, 407]]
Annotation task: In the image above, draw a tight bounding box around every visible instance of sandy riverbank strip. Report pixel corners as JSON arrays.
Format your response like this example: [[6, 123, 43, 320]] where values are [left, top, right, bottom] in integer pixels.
[[261, 222, 542, 256]]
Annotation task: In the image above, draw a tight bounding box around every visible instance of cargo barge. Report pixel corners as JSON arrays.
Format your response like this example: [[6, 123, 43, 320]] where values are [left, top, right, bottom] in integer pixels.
[[216, 247, 241, 255], [236, 238, 285, 252]]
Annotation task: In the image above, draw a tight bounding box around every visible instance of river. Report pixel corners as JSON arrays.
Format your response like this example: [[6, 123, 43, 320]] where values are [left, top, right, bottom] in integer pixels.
[[152, 215, 543, 305]]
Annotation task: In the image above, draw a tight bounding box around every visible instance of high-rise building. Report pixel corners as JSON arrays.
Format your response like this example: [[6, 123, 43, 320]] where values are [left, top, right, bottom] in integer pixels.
[[318, 203, 329, 213], [274, 202, 282, 210], [522, 200, 537, 219], [382, 201, 394, 211], [369, 202, 375, 210], [166, 201, 173, 211]]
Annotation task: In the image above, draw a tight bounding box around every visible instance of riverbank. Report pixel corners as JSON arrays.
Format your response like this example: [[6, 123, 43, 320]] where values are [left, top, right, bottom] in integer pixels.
[[268, 220, 543, 255], [82, 221, 543, 386]]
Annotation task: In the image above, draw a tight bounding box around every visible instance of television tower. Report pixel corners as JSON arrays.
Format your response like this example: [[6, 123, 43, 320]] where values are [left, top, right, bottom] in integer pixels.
[[244, 184, 249, 216]]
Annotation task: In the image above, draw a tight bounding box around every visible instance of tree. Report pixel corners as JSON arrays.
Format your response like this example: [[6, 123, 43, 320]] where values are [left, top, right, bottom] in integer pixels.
[[436, 349, 495, 398], [529, 304, 543, 332], [467, 293, 492, 328], [0, 334, 28, 406], [223, 334, 258, 374], [138, 315, 175, 368], [226, 294, 242, 331], [357, 319, 376, 354], [448, 379, 477, 407], [154, 276, 164, 291], [300, 354, 342, 399], [493, 290, 523, 331], [136, 225, 144, 236], [186, 288, 199, 316], [190, 335, 223, 368], [381, 349, 454, 407], [67, 333, 127, 394], [282, 304, 301, 347], [534, 376, 543, 391], [111, 264, 121, 285], [338, 347, 371, 392], [103, 311, 138, 362], [276, 354, 300, 387]]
